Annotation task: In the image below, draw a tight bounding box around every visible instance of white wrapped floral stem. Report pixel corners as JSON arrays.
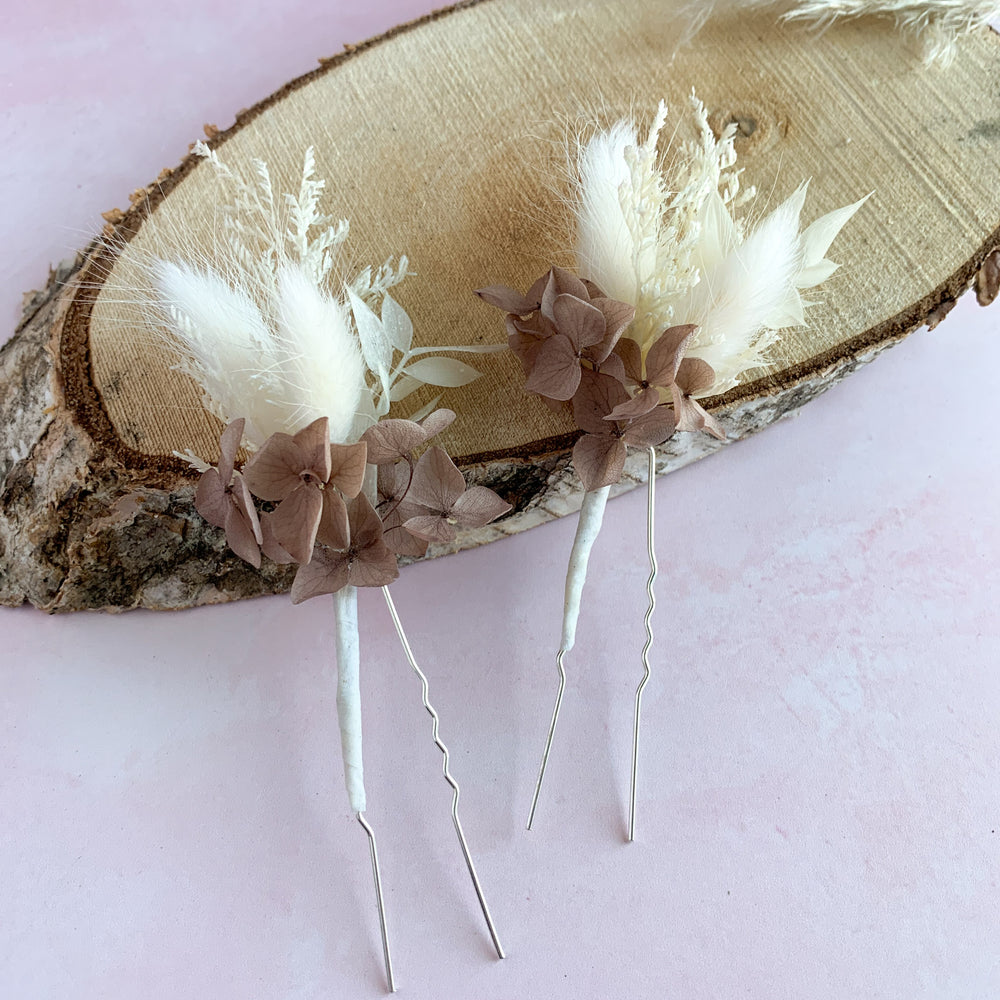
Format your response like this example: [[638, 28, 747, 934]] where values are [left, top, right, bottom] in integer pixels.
[[334, 586, 366, 814], [560, 486, 612, 653]]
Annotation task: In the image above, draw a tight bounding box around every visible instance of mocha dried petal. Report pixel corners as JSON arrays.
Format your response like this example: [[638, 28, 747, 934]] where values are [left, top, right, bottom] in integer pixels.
[[524, 335, 583, 400], [268, 481, 324, 564], [290, 493, 398, 604], [621, 405, 677, 448], [244, 416, 332, 501], [362, 419, 427, 465], [672, 357, 725, 440], [551, 294, 606, 353], [475, 284, 542, 315], [540, 266, 590, 322], [401, 446, 512, 544], [604, 387, 661, 422], [328, 441, 368, 498], [572, 370, 630, 434], [419, 408, 457, 440], [194, 418, 265, 569], [644, 325, 697, 387], [572, 433, 628, 492]]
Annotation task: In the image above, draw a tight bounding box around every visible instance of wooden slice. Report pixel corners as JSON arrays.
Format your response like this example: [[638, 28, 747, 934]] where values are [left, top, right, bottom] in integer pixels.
[[2, 0, 998, 611]]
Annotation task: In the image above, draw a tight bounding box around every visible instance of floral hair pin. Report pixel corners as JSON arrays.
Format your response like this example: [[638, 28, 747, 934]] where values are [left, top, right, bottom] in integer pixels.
[[152, 144, 510, 990], [478, 96, 866, 840]]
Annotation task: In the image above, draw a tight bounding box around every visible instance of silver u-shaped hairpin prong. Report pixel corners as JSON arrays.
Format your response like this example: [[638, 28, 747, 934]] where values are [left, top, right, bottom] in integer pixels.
[[526, 649, 567, 831], [629, 446, 659, 842], [382, 586, 506, 960], [357, 811, 396, 992]]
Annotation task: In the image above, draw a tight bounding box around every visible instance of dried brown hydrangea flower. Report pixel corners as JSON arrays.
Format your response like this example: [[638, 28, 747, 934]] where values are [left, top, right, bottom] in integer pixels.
[[243, 417, 367, 563], [571, 371, 677, 491], [397, 446, 513, 544], [194, 417, 264, 568], [290, 493, 399, 604], [480, 267, 634, 400]]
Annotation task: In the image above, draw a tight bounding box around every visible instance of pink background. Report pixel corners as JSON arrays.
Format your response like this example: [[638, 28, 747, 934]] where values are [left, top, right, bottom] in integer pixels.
[[2, 3, 998, 997]]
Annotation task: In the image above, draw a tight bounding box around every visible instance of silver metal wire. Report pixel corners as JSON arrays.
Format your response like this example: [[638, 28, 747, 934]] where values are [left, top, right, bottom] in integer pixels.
[[357, 811, 396, 992], [381, 587, 506, 960], [629, 447, 658, 842], [526, 649, 567, 831]]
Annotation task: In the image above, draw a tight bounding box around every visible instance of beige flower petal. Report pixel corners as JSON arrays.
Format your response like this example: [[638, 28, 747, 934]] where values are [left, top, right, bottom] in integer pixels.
[[645, 325, 697, 387], [552, 294, 606, 352], [195, 467, 229, 529], [419, 408, 457, 440], [406, 446, 466, 513], [290, 548, 351, 604], [316, 490, 350, 550], [541, 266, 590, 322], [244, 433, 307, 501], [292, 416, 332, 483], [524, 335, 582, 400], [328, 441, 368, 498], [621, 405, 677, 448], [572, 432, 627, 492], [604, 387, 661, 422], [217, 417, 246, 481], [674, 356, 717, 396], [475, 284, 543, 316], [362, 419, 427, 465], [269, 484, 324, 564], [224, 501, 262, 569], [572, 370, 630, 434], [451, 486, 512, 528]]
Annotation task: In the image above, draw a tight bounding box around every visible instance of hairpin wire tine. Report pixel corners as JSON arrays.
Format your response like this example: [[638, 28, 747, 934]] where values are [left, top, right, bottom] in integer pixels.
[[381, 587, 506, 959], [357, 811, 396, 992], [629, 446, 658, 842], [526, 649, 567, 831]]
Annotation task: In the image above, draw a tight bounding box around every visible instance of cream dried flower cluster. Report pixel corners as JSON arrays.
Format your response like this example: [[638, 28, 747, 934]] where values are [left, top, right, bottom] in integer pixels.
[[480, 96, 865, 490], [157, 145, 491, 456]]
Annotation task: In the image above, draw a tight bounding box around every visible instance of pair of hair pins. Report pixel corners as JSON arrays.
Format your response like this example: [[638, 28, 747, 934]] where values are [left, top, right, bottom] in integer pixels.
[[136, 94, 864, 991]]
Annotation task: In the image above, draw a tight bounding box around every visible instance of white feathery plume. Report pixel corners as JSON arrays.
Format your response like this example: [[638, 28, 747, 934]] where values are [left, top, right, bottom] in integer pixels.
[[675, 186, 807, 390], [272, 265, 365, 444], [679, 0, 999, 66], [575, 118, 644, 305], [570, 98, 866, 394], [152, 145, 490, 457]]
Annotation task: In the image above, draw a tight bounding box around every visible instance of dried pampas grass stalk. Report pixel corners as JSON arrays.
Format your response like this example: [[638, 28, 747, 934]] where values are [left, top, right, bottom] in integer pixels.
[[684, 0, 999, 65]]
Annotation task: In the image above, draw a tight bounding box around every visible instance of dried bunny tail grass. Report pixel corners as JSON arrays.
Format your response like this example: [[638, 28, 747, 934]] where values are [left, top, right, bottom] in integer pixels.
[[155, 261, 367, 449], [678, 186, 807, 392], [154, 260, 280, 448], [574, 118, 643, 305], [571, 95, 745, 348], [273, 265, 365, 444], [679, 0, 999, 65]]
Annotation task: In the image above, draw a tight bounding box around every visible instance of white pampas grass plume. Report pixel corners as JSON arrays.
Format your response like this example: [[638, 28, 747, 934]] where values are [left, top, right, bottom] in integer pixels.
[[680, 0, 999, 65], [575, 119, 644, 305], [676, 187, 807, 390], [570, 100, 866, 394], [273, 265, 365, 444], [155, 261, 365, 448]]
